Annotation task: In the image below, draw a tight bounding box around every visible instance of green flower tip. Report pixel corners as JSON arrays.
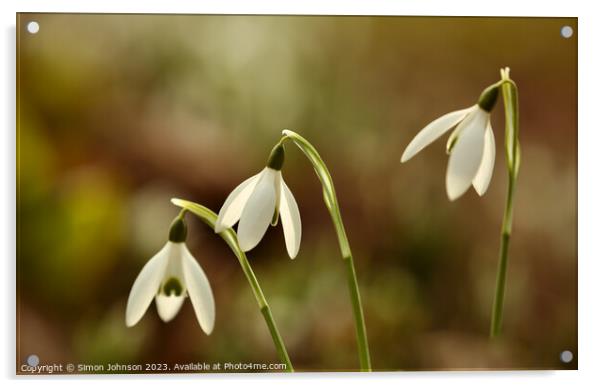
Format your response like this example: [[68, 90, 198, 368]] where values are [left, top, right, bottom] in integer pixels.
[[267, 144, 285, 170], [168, 216, 188, 242], [162, 277, 183, 296], [478, 83, 500, 112]]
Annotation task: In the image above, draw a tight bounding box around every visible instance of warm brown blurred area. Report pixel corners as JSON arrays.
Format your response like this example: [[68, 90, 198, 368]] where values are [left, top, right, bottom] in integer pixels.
[[16, 14, 577, 372]]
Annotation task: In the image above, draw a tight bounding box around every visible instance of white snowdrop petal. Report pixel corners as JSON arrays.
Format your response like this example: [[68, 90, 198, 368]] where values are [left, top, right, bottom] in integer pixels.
[[272, 171, 283, 225], [181, 245, 215, 334], [167, 245, 183, 274], [279, 179, 302, 259], [446, 109, 489, 201], [401, 106, 474, 162], [125, 243, 171, 327], [237, 168, 277, 252], [155, 294, 186, 322], [215, 172, 262, 233], [472, 121, 496, 196]]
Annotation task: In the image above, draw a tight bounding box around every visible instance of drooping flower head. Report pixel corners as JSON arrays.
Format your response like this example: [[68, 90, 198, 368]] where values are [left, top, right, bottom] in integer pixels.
[[215, 143, 302, 259], [126, 215, 215, 334], [401, 84, 499, 201]]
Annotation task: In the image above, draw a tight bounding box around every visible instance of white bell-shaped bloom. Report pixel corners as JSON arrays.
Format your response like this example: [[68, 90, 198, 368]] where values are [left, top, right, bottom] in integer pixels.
[[215, 145, 302, 259], [126, 219, 215, 334], [401, 104, 496, 201]]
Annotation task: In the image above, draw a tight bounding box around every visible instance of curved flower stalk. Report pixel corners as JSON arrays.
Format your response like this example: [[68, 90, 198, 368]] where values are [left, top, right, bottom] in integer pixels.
[[171, 198, 293, 372], [490, 67, 521, 338], [215, 144, 302, 259], [278, 130, 372, 371], [126, 212, 215, 334], [400, 67, 521, 338]]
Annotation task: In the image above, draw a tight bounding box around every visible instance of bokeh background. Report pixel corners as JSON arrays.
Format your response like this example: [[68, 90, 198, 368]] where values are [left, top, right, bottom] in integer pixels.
[[16, 14, 577, 372]]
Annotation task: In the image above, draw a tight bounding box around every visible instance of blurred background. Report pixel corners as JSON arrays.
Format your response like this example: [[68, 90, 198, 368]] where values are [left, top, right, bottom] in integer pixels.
[[16, 14, 577, 372]]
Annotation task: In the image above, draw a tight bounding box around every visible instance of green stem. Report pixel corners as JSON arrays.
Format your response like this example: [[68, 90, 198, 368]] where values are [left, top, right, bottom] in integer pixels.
[[490, 68, 520, 338], [490, 172, 515, 337], [344, 253, 371, 370], [281, 130, 372, 371], [171, 199, 294, 371]]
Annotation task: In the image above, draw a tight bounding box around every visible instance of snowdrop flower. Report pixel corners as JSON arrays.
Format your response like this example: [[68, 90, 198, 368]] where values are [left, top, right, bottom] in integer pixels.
[[215, 144, 301, 259], [126, 215, 215, 334], [401, 84, 500, 201]]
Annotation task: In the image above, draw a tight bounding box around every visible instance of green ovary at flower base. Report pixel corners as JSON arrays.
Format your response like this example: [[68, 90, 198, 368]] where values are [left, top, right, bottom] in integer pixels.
[[400, 67, 520, 338]]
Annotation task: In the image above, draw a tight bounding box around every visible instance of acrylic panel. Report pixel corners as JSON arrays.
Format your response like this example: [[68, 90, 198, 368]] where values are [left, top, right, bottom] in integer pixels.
[[16, 13, 577, 374]]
